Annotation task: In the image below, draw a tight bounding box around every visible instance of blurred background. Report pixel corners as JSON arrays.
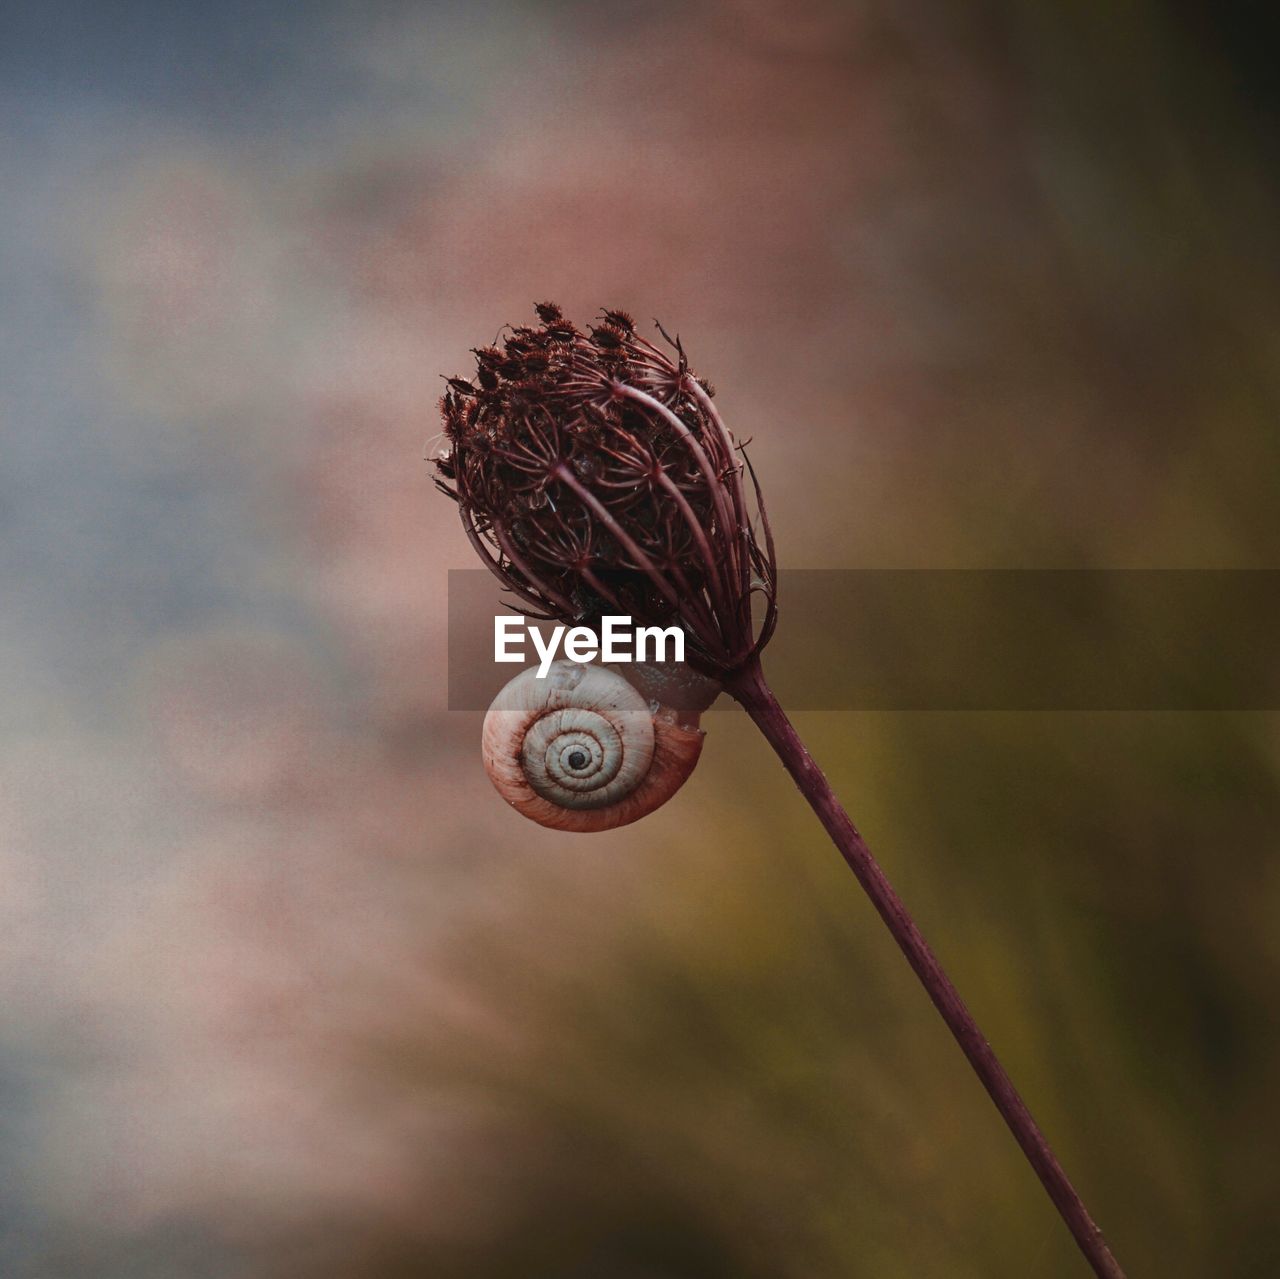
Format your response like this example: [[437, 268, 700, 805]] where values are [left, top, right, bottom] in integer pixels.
[[2, 1, 1279, 1275]]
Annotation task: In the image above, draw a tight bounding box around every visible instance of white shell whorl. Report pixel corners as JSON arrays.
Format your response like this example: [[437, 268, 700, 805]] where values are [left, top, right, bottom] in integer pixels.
[[482, 661, 706, 833]]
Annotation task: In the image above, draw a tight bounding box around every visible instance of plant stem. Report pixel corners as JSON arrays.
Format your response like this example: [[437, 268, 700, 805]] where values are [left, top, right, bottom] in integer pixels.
[[725, 656, 1125, 1279]]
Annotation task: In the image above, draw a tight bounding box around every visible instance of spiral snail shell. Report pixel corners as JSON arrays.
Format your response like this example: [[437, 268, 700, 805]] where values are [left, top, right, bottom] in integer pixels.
[[482, 661, 715, 832]]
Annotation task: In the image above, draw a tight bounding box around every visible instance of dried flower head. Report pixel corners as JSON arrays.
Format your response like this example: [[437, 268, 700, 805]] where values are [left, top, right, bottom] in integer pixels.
[[433, 304, 777, 676]]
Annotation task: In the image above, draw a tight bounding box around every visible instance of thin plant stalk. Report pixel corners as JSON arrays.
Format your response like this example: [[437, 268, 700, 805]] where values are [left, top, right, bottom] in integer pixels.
[[725, 655, 1126, 1279]]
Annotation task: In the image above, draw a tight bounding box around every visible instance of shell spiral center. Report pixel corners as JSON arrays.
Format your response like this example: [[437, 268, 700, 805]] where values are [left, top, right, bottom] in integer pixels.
[[520, 704, 653, 810]]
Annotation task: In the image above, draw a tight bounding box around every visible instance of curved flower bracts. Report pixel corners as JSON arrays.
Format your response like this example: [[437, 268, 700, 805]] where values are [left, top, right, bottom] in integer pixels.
[[433, 303, 777, 678]]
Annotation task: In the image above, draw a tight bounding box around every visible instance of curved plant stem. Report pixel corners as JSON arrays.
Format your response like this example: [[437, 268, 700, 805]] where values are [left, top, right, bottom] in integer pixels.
[[725, 656, 1126, 1279]]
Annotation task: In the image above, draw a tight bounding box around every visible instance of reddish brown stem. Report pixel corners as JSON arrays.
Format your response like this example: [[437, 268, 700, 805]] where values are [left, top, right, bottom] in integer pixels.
[[725, 656, 1125, 1279]]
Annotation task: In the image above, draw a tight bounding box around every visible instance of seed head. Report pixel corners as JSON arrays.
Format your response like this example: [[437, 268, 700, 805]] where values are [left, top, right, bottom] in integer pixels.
[[433, 305, 777, 676]]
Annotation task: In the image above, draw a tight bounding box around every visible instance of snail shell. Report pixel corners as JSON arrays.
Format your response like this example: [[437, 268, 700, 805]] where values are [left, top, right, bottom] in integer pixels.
[[482, 661, 707, 832]]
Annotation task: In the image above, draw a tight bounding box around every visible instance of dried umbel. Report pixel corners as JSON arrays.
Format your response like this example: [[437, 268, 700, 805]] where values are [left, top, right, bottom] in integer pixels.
[[433, 303, 776, 678]]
